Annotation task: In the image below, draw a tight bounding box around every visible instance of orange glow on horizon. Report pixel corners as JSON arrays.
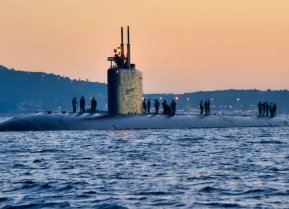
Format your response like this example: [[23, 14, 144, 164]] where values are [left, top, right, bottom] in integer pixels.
[[0, 0, 288, 93]]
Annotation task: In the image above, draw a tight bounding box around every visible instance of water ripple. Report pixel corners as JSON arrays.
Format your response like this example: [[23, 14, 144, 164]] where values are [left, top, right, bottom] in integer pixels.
[[1, 127, 289, 208]]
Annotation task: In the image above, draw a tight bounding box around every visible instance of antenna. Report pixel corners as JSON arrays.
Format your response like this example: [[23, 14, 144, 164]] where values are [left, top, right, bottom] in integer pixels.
[[127, 26, 131, 69], [120, 27, 125, 59]]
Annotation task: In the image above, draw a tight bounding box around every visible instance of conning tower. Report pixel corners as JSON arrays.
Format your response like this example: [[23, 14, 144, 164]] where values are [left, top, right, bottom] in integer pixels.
[[107, 26, 143, 114]]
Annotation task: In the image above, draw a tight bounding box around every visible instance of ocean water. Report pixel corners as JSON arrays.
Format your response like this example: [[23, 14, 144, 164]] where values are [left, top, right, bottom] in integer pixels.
[[0, 117, 289, 208]]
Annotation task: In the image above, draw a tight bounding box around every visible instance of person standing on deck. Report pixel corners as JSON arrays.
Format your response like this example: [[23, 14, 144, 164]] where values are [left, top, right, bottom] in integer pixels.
[[72, 97, 77, 113], [80, 96, 85, 113], [207, 100, 211, 115], [143, 99, 147, 114], [147, 99, 151, 114], [199, 100, 204, 115], [154, 99, 160, 114], [170, 100, 176, 115], [258, 102, 262, 116]]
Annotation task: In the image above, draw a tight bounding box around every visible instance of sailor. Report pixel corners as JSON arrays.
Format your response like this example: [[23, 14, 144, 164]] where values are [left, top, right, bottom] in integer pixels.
[[273, 103, 277, 117], [265, 102, 269, 116], [114, 48, 124, 68], [170, 100, 176, 115], [205, 100, 208, 115], [90, 97, 97, 113], [258, 102, 262, 116], [154, 99, 160, 114], [143, 99, 147, 114], [94, 98, 97, 112], [204, 100, 209, 115], [72, 97, 77, 113], [80, 96, 85, 113], [147, 99, 151, 114], [262, 102, 266, 116], [199, 100, 204, 115], [162, 100, 168, 114]]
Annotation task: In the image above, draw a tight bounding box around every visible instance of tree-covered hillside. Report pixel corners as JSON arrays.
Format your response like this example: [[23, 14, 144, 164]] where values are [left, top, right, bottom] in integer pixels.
[[0, 65, 106, 113], [0, 65, 288, 114]]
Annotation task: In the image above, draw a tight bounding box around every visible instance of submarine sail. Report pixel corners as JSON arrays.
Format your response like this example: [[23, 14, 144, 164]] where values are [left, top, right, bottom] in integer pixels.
[[107, 26, 143, 115]]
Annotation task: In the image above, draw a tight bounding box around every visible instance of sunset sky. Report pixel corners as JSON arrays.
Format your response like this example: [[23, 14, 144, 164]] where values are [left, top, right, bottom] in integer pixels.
[[0, 0, 288, 93]]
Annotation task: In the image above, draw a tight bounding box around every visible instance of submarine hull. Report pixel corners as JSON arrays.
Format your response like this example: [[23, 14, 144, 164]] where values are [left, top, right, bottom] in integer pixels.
[[0, 113, 288, 132]]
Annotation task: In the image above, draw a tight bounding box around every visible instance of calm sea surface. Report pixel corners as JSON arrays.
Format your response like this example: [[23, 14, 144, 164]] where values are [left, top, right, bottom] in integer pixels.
[[0, 117, 289, 209]]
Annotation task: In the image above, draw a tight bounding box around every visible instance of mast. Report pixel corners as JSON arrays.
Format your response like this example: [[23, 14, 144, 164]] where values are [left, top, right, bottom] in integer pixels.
[[120, 27, 125, 60], [127, 26, 131, 69]]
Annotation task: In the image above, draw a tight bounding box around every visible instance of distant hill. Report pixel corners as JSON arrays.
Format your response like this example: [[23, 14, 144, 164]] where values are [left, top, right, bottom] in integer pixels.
[[146, 90, 289, 114], [0, 65, 107, 113], [0, 65, 288, 114]]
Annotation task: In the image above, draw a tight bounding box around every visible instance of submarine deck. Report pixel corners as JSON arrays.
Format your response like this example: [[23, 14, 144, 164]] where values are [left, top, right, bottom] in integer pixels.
[[0, 113, 288, 131]]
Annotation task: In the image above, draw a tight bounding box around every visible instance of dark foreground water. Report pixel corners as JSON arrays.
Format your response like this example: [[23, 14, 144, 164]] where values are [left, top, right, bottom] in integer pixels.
[[0, 121, 289, 208]]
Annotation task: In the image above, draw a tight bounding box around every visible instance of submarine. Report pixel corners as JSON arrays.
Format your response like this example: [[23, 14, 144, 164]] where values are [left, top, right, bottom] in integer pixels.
[[0, 26, 289, 131]]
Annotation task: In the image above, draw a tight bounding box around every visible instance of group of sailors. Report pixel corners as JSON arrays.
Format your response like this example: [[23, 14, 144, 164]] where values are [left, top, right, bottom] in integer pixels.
[[72, 96, 97, 113], [199, 100, 211, 115], [143, 99, 177, 115], [258, 101, 277, 117], [71, 97, 278, 117]]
